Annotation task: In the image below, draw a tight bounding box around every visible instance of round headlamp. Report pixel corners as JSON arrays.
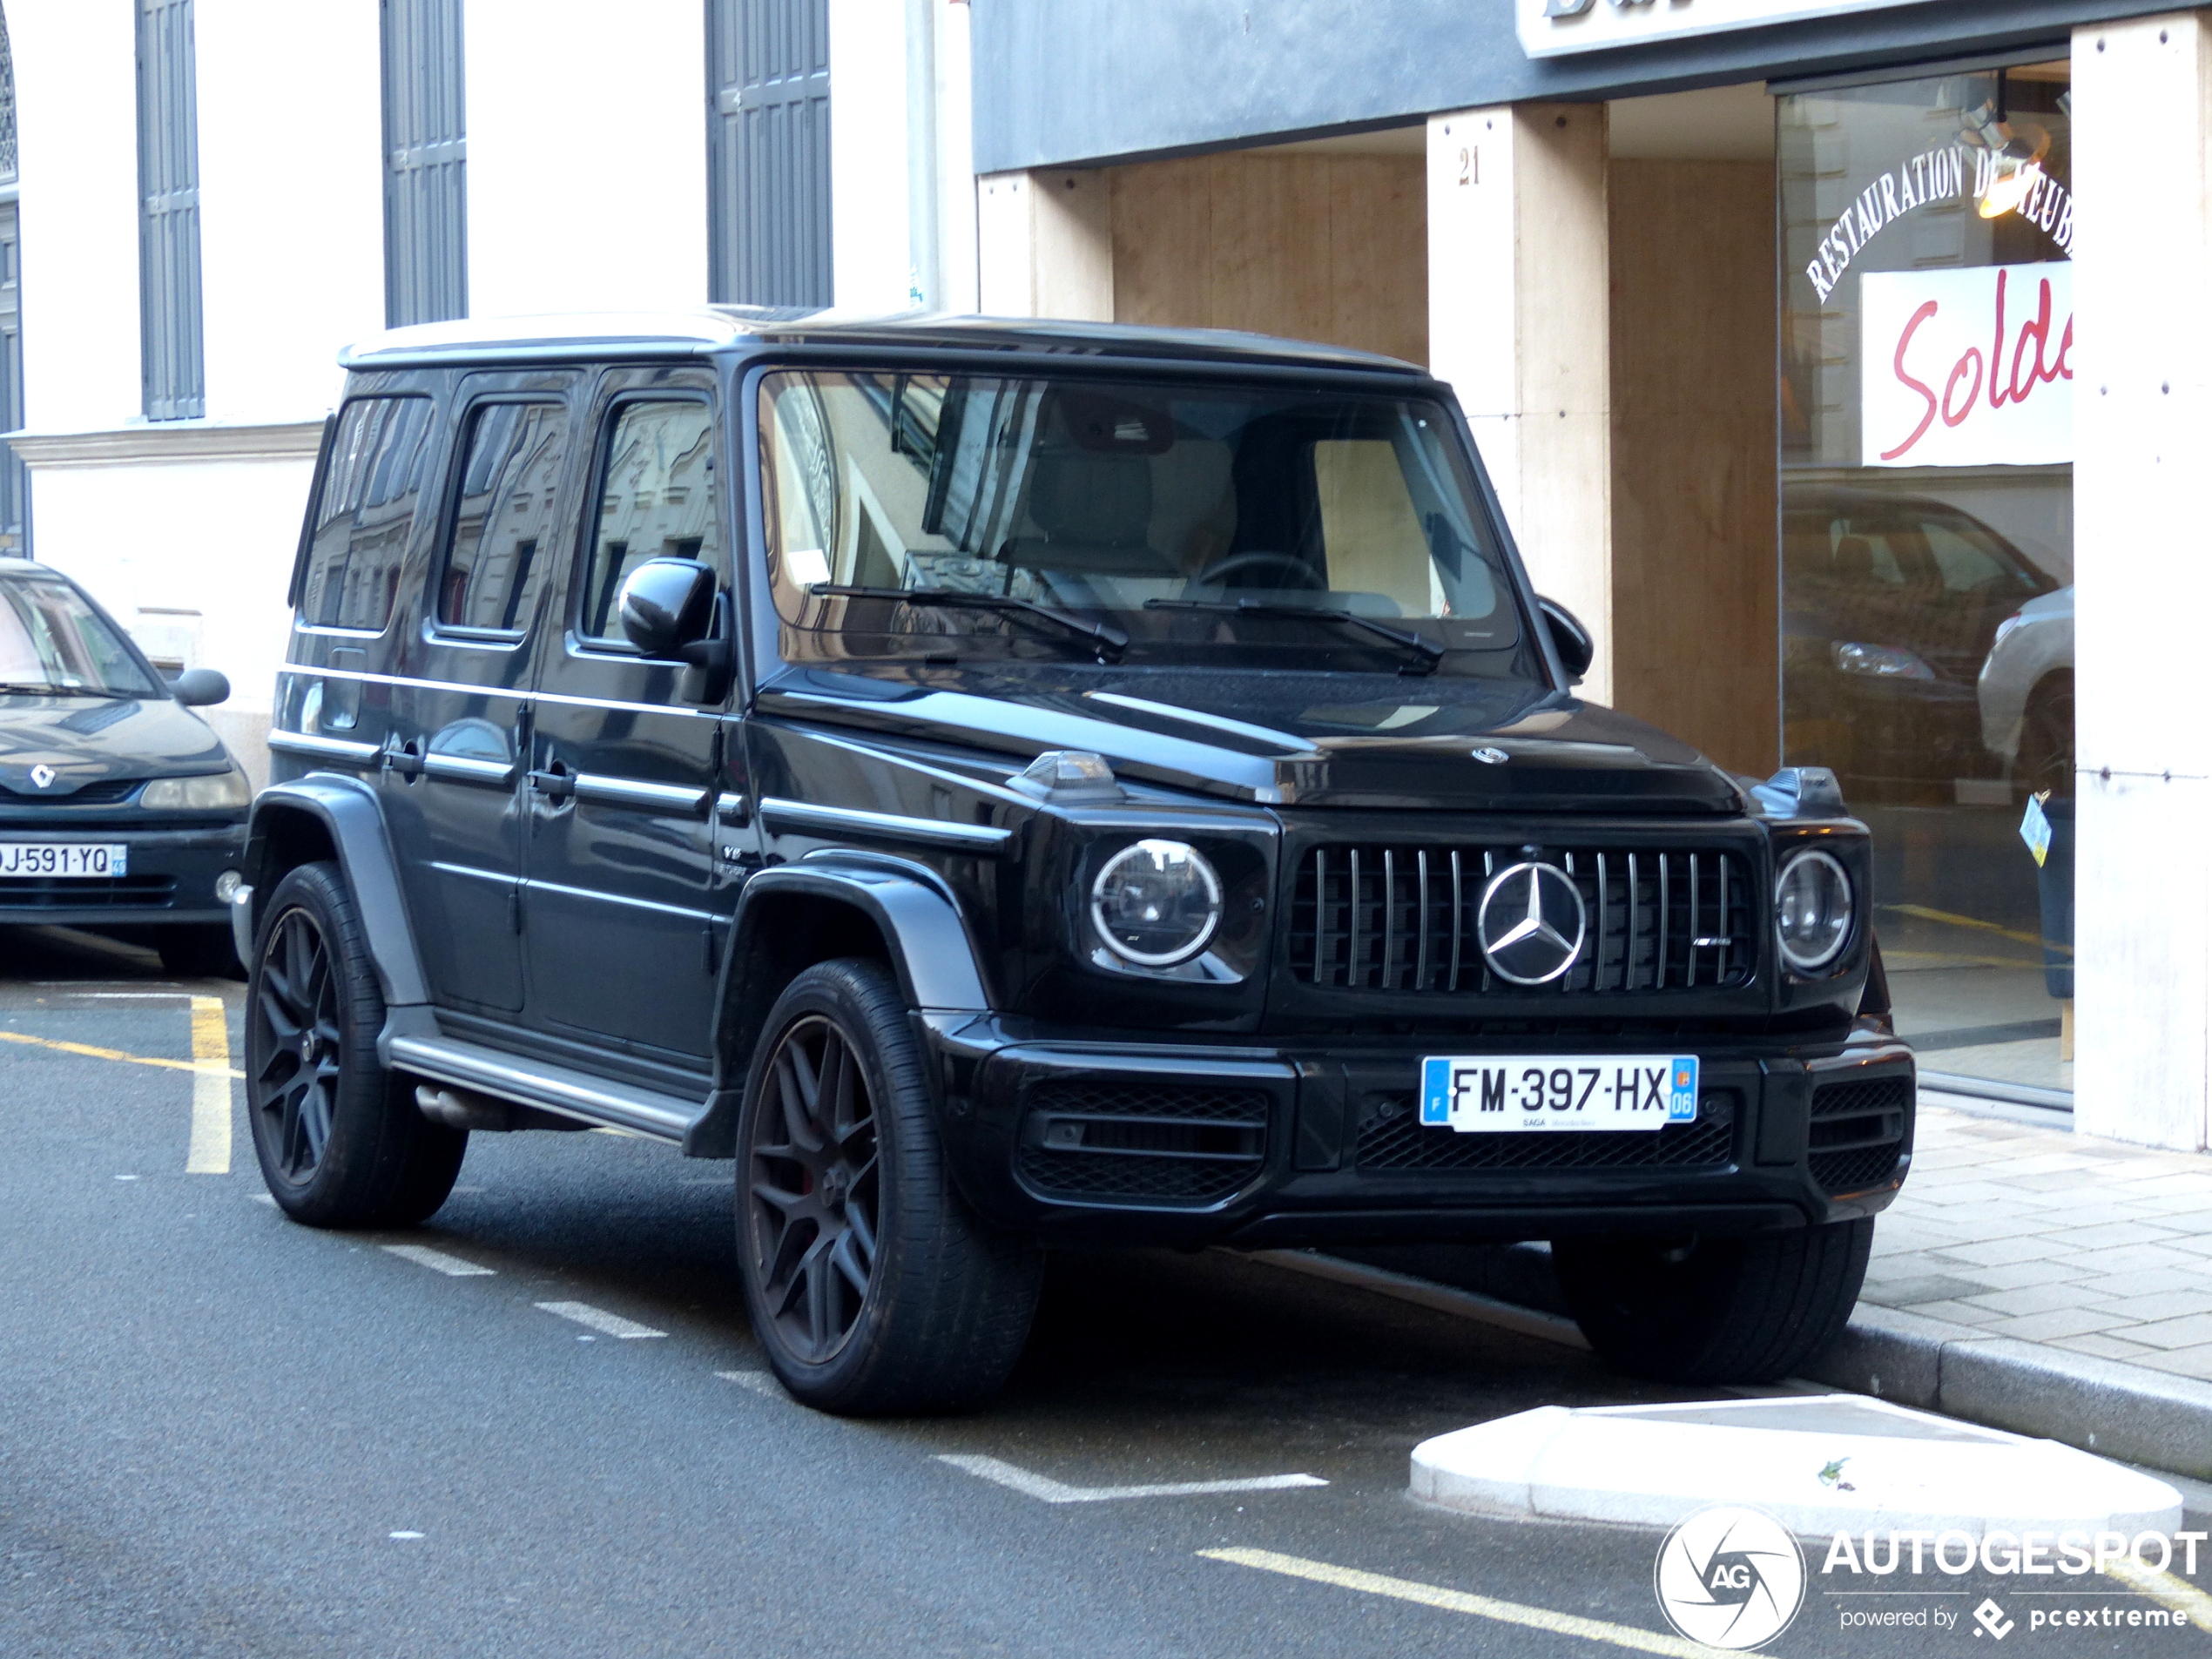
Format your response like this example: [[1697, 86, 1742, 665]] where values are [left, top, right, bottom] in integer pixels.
[[1775, 848, 1853, 973], [1089, 840, 1223, 968]]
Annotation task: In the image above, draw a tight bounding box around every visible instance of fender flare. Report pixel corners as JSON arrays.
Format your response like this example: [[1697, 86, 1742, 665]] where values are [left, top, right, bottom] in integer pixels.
[[242, 773, 431, 1009], [730, 857, 991, 1013]]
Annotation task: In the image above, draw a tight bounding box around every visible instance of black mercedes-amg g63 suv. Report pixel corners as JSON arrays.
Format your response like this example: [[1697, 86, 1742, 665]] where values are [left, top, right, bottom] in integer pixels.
[[238, 310, 1912, 1413]]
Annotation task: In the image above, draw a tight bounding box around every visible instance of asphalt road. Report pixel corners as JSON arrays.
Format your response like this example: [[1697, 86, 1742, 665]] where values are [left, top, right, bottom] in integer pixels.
[[1, 921, 2202, 1659]]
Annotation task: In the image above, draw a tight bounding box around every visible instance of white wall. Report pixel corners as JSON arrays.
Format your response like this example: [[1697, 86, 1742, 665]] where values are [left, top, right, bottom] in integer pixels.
[[465, 0, 709, 315], [830, 0, 916, 312], [197, 0, 384, 421], [10, 0, 142, 434]]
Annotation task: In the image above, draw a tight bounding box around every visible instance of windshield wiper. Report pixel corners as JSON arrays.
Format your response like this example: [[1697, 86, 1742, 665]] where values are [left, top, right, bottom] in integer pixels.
[[0, 682, 137, 698], [809, 585, 1129, 662], [1144, 598, 1445, 673]]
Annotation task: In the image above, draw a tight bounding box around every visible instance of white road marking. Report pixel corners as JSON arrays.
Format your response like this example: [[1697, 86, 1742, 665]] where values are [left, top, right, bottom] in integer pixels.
[[186, 995, 232, 1174], [1200, 1548, 1722, 1658], [714, 1369, 783, 1397], [388, 1531, 424, 1541], [381, 1244, 495, 1278], [535, 1300, 666, 1339], [936, 1454, 1325, 1505], [251, 1193, 275, 1206], [113, 1174, 138, 1181]]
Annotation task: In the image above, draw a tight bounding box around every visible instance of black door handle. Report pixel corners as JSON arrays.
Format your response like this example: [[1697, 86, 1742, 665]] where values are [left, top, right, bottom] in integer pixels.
[[527, 768, 575, 800]]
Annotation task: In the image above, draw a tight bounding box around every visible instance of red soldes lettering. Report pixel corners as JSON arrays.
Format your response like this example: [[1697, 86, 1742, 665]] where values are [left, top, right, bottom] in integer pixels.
[[1880, 300, 1941, 462], [1882, 270, 2071, 462]]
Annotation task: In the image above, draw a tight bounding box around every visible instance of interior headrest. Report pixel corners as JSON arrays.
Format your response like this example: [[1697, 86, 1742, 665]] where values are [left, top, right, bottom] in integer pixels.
[[1027, 452, 1152, 547]]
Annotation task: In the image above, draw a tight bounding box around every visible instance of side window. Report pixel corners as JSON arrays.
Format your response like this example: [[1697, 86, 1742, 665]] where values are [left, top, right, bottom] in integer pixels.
[[576, 399, 719, 644], [436, 401, 571, 633], [300, 396, 436, 631]]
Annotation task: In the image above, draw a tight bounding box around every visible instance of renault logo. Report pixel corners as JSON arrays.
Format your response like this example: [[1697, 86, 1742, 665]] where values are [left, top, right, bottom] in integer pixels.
[[1476, 860, 1588, 985], [28, 765, 55, 790]]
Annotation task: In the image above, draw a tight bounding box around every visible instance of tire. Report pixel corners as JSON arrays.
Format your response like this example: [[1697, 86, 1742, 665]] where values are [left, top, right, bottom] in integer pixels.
[[244, 861, 466, 1228], [1552, 1218, 1874, 1385], [158, 921, 244, 981], [736, 958, 1043, 1414], [2017, 675, 2075, 801]]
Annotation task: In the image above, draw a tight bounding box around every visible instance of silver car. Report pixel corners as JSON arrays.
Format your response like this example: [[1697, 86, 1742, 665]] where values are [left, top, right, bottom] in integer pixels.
[[1978, 583, 2073, 796]]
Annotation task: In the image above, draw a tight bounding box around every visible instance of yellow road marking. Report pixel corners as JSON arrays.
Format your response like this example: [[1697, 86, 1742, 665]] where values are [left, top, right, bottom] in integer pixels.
[[0, 1027, 244, 1079], [1199, 1548, 1730, 1657], [2103, 1557, 2212, 1633], [1881, 902, 2070, 956], [186, 995, 233, 1175]]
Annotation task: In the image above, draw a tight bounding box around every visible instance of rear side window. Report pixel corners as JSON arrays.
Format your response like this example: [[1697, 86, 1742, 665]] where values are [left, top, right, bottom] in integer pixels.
[[575, 399, 719, 644], [300, 396, 436, 631], [436, 401, 571, 634]]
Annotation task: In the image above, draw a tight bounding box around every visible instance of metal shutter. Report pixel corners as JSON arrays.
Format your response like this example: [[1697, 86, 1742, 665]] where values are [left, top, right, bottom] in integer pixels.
[[136, 0, 204, 421], [382, 0, 468, 327], [0, 6, 28, 555], [708, 0, 832, 308]]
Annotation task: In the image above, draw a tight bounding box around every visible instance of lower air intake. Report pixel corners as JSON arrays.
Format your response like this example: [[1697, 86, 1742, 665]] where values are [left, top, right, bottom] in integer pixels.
[[1015, 1079, 1270, 1208]]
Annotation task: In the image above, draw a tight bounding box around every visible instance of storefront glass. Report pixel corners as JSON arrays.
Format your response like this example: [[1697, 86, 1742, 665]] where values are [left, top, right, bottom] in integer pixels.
[[1778, 61, 2074, 1094]]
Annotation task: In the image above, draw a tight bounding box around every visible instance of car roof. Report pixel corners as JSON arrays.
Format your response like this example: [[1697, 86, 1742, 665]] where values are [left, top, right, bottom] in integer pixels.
[[338, 307, 1429, 377], [0, 556, 69, 580]]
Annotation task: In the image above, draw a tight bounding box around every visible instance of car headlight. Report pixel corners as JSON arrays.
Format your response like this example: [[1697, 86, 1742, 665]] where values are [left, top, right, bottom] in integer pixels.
[[141, 769, 251, 810], [1775, 848, 1853, 973], [1831, 640, 1934, 680], [1090, 840, 1224, 967]]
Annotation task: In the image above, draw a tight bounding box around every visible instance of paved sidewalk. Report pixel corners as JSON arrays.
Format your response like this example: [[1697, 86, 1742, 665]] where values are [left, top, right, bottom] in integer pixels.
[[1863, 1097, 2212, 1379]]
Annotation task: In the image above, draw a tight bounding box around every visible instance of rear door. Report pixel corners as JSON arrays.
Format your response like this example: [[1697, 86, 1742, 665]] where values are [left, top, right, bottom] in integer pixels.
[[382, 369, 582, 1017], [521, 368, 731, 1065]]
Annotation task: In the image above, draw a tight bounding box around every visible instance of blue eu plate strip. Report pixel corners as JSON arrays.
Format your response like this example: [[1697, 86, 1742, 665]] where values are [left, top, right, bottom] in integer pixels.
[[1668, 1055, 1700, 1122], [1421, 1057, 1451, 1124]]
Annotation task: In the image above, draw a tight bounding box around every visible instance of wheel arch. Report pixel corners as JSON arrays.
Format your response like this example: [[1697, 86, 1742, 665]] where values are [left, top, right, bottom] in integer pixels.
[[240, 776, 430, 1010]]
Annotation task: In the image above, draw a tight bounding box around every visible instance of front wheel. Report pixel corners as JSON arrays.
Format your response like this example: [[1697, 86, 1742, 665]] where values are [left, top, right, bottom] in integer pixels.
[[736, 958, 1042, 1414], [1551, 1218, 1873, 1384], [244, 861, 465, 1228]]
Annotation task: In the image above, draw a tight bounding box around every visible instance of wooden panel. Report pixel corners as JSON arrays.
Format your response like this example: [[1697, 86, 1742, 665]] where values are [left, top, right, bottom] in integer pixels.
[[1608, 158, 1778, 776], [1109, 152, 1426, 364]]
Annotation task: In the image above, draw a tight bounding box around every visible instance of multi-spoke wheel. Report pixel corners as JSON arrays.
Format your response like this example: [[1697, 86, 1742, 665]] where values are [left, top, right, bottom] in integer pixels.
[[243, 861, 465, 1228], [736, 959, 1042, 1414]]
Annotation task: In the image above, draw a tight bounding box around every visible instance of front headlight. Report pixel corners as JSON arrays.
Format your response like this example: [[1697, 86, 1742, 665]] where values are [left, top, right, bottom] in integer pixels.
[[1831, 640, 1935, 680], [142, 769, 250, 810], [1090, 840, 1224, 967], [1775, 848, 1853, 973]]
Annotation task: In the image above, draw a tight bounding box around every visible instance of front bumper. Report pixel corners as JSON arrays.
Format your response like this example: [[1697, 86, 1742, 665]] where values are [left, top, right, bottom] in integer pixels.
[[0, 819, 246, 927], [921, 1014, 1913, 1249]]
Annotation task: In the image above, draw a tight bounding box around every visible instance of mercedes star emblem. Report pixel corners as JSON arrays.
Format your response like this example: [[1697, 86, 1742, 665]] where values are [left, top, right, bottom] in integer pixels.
[[1471, 746, 1510, 765], [28, 764, 56, 790], [1476, 860, 1588, 985]]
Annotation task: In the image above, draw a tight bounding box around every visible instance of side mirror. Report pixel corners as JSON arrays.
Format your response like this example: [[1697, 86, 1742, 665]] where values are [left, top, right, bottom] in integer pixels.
[[1538, 597, 1594, 684], [617, 558, 716, 658], [168, 668, 231, 707]]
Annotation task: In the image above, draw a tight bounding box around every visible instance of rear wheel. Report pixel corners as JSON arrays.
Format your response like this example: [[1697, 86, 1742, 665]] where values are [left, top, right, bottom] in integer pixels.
[[244, 861, 465, 1227], [158, 921, 243, 980], [1551, 1218, 1873, 1384], [736, 958, 1042, 1414], [2017, 674, 2074, 799]]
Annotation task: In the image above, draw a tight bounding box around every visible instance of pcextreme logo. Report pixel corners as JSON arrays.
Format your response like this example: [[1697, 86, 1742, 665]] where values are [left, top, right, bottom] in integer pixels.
[[1654, 1505, 1807, 1649]]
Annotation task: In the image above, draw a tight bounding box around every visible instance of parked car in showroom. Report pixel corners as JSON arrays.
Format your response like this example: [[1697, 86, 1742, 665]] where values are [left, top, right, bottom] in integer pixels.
[[1979, 583, 2074, 799], [237, 311, 1913, 1413], [0, 557, 250, 975], [1782, 483, 2058, 796]]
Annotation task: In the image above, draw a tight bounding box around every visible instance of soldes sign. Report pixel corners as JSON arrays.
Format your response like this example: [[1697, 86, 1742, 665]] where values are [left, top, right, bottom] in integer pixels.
[[1860, 262, 2073, 468]]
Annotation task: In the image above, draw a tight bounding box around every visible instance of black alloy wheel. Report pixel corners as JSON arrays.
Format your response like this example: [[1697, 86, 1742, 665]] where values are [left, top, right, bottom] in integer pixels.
[[746, 1011, 881, 1365], [736, 959, 1042, 1414], [253, 904, 344, 1184], [243, 861, 465, 1228]]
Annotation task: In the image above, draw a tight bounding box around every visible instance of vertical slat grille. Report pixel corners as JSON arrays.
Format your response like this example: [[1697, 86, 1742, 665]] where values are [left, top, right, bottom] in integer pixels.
[[1288, 844, 1757, 994], [136, 0, 204, 421]]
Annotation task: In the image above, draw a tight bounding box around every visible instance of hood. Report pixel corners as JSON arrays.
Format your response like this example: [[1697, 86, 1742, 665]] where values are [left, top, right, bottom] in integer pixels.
[[0, 694, 231, 796], [758, 665, 1743, 814]]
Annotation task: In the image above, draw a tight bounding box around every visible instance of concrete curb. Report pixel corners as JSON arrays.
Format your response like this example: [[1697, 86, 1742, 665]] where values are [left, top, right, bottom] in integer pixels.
[[1298, 1243, 2212, 1482]]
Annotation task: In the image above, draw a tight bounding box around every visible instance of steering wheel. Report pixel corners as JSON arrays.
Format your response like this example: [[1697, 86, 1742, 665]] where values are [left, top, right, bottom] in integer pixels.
[[1192, 551, 1325, 591]]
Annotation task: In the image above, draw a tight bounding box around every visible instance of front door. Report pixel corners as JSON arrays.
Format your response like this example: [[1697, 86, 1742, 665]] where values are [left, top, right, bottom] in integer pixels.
[[522, 372, 730, 1063], [384, 371, 581, 1015]]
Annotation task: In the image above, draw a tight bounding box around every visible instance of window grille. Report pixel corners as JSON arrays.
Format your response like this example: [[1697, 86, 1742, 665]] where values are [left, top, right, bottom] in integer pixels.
[[381, 0, 468, 327], [0, 3, 18, 184], [708, 0, 832, 308], [136, 0, 204, 421]]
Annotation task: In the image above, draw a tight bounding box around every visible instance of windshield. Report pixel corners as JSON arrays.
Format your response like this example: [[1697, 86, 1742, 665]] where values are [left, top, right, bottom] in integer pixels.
[[0, 575, 161, 698], [759, 371, 1536, 678]]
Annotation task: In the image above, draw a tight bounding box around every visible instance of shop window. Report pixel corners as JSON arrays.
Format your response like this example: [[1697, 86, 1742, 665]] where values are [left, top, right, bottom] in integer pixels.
[[1780, 60, 2074, 1096]]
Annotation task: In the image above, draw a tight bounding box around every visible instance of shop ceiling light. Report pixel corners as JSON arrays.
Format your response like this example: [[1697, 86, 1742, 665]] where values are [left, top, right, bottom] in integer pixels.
[[1960, 71, 2051, 219]]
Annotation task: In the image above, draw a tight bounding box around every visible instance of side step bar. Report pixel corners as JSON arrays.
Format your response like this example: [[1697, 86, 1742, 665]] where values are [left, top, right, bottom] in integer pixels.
[[386, 1034, 707, 1145]]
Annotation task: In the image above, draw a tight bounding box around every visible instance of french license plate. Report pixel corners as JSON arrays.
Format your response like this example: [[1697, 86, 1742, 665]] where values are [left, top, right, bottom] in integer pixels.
[[0, 843, 129, 878], [1420, 1054, 1700, 1134]]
